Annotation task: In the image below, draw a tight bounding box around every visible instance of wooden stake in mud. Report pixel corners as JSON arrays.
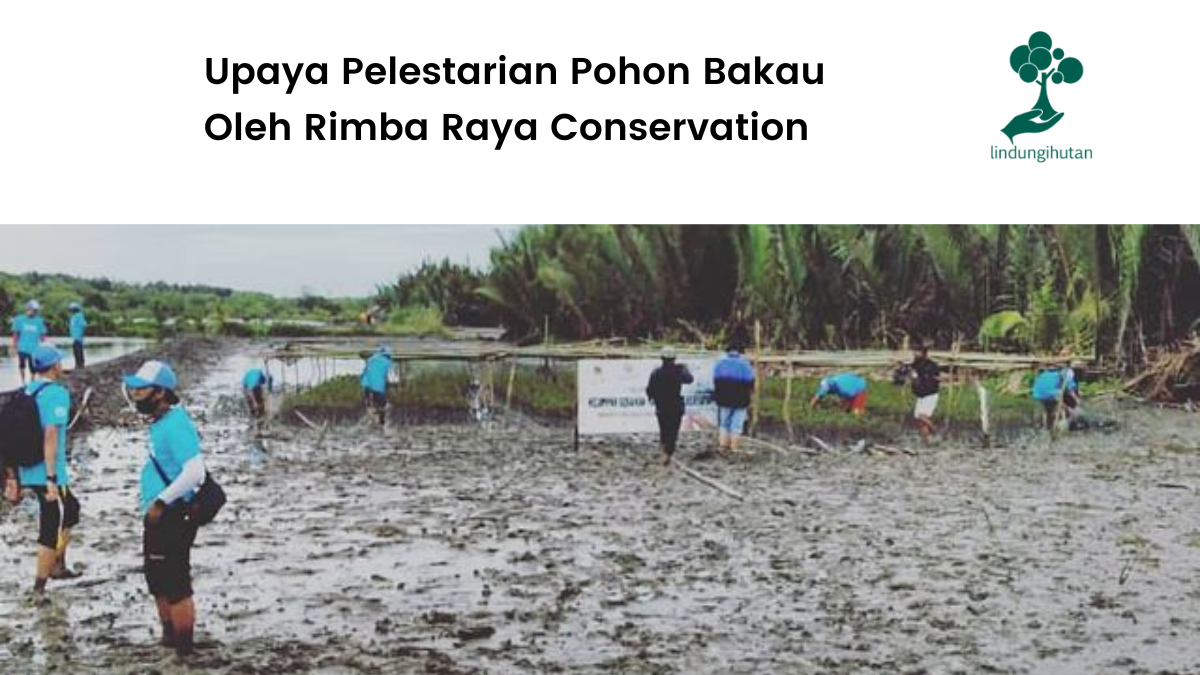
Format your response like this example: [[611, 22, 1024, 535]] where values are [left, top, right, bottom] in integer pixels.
[[782, 366, 794, 435], [674, 460, 746, 501], [750, 320, 763, 437], [976, 377, 991, 448], [68, 387, 94, 431], [505, 360, 517, 409]]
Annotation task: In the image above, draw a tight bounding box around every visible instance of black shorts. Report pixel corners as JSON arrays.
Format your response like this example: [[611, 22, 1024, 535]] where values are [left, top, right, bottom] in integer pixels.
[[18, 352, 33, 371], [32, 486, 81, 550], [144, 504, 198, 604], [364, 390, 387, 408], [249, 386, 265, 407]]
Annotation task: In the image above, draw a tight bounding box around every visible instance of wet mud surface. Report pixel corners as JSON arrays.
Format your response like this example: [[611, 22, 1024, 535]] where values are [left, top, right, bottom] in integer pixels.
[[4, 344, 1200, 674]]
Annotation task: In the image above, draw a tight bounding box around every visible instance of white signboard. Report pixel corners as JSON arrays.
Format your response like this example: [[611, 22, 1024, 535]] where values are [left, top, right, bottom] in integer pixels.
[[577, 358, 717, 435]]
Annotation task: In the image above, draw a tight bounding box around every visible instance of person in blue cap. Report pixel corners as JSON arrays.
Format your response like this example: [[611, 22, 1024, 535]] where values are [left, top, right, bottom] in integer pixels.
[[15, 345, 82, 593], [712, 342, 756, 451], [810, 372, 869, 416], [361, 344, 392, 426], [11, 299, 49, 384], [242, 366, 272, 419], [124, 360, 208, 656], [68, 301, 88, 369]]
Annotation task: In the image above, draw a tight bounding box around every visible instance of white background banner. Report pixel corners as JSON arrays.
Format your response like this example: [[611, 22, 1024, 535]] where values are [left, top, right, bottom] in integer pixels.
[[1, 1, 1197, 223], [577, 358, 717, 435]]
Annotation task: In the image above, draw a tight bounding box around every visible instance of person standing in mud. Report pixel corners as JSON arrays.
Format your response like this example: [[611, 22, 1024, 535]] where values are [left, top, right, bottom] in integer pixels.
[[645, 347, 693, 466], [68, 302, 87, 369], [712, 342, 755, 452], [19, 345, 82, 593], [906, 345, 941, 443], [124, 360, 208, 657], [361, 344, 392, 426], [242, 367, 271, 420], [11, 299, 49, 385], [810, 372, 869, 416]]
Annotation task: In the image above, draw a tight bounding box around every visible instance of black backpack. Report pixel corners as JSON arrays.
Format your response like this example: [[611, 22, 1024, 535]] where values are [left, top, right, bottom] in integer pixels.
[[0, 383, 51, 469]]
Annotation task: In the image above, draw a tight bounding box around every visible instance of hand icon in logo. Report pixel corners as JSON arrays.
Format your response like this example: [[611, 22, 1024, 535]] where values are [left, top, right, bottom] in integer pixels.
[[1000, 109, 1064, 144]]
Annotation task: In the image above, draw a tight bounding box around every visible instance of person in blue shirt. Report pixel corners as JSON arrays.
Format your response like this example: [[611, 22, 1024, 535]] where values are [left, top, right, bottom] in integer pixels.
[[68, 301, 88, 369], [361, 344, 392, 426], [11, 299, 49, 384], [242, 367, 272, 419], [11, 345, 82, 593], [712, 343, 756, 451], [1031, 363, 1080, 430], [124, 360, 208, 657], [810, 372, 869, 416]]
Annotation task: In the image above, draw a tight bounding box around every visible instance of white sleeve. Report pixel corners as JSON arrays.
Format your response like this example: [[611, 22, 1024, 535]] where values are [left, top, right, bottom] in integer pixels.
[[156, 455, 206, 505]]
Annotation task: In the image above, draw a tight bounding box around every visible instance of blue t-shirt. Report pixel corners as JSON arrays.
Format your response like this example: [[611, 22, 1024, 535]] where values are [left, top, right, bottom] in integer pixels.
[[1032, 368, 1077, 402], [139, 406, 202, 514], [11, 315, 48, 354], [17, 381, 71, 487], [816, 372, 867, 399], [242, 368, 269, 390], [360, 353, 391, 394], [69, 312, 87, 341], [713, 353, 756, 383]]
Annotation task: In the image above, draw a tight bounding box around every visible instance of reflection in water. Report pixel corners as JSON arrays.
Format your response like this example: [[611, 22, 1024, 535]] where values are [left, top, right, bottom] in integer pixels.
[[0, 339, 150, 389]]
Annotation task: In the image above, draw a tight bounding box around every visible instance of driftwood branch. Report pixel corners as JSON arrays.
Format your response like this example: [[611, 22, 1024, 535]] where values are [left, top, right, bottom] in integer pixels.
[[674, 461, 746, 501]]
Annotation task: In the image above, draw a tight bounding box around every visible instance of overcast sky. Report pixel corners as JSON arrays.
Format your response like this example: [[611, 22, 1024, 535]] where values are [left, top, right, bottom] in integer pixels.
[[0, 225, 521, 297]]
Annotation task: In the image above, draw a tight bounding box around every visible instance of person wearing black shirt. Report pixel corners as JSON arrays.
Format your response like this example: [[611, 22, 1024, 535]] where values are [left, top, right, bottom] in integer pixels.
[[645, 347, 694, 466], [908, 345, 941, 443]]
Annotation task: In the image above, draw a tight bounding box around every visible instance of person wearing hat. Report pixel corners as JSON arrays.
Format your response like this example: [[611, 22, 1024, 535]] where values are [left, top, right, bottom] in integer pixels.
[[645, 346, 694, 466], [11, 299, 49, 384], [124, 360, 207, 656], [16, 345, 82, 593], [68, 301, 88, 369], [810, 372, 869, 416], [241, 367, 272, 420], [712, 342, 756, 451], [360, 344, 392, 426]]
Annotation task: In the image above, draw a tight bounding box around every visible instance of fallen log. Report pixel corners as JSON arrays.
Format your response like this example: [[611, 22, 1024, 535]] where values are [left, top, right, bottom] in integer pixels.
[[674, 461, 746, 501]]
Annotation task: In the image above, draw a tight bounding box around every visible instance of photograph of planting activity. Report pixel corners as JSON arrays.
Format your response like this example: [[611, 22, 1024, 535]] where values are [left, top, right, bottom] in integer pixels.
[[3, 224, 1200, 675]]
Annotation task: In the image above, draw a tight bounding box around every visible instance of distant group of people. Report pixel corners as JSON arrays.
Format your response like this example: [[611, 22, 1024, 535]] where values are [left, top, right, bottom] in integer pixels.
[[9, 299, 89, 383], [2, 346, 209, 657], [644, 340, 1086, 459]]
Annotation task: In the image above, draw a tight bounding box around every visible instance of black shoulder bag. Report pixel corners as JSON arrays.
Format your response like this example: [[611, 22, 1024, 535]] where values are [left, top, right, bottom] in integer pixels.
[[148, 455, 226, 526]]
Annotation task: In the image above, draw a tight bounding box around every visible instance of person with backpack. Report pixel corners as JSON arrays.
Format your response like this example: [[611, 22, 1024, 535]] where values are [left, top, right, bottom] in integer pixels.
[[124, 360, 208, 657], [242, 367, 271, 419], [645, 346, 694, 466], [11, 300, 49, 385], [712, 343, 755, 452], [1032, 362, 1080, 430], [810, 372, 869, 416], [6, 345, 81, 592], [360, 344, 392, 427], [68, 302, 88, 369]]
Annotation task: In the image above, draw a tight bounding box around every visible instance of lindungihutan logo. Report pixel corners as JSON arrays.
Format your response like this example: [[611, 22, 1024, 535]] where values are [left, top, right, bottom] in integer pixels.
[[1001, 32, 1084, 143]]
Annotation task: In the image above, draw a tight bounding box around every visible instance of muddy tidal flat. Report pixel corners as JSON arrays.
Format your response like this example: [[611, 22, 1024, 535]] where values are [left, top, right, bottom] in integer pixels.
[[3, 348, 1200, 674]]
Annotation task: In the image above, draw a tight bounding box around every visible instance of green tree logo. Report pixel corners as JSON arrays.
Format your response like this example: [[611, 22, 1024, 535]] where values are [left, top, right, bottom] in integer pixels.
[[1001, 31, 1084, 143]]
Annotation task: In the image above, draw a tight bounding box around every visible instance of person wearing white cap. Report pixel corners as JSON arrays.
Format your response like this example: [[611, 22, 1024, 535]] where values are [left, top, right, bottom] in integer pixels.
[[68, 302, 88, 369], [645, 346, 694, 466], [11, 299, 48, 384], [12, 345, 82, 593], [124, 360, 206, 656]]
